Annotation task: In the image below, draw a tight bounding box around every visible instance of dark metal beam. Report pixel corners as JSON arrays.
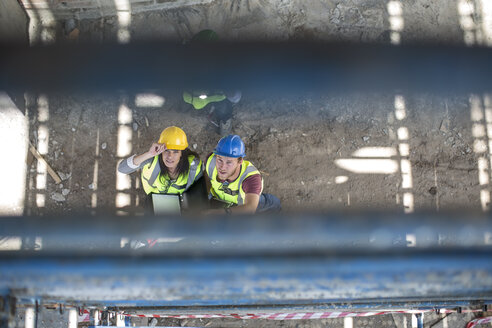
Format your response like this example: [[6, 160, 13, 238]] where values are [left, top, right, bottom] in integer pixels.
[[1, 42, 492, 94], [1, 214, 492, 307], [1, 213, 492, 254]]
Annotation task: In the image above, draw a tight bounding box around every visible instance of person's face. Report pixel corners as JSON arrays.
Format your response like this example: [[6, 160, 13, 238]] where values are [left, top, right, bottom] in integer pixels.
[[161, 149, 182, 171], [216, 155, 242, 180]]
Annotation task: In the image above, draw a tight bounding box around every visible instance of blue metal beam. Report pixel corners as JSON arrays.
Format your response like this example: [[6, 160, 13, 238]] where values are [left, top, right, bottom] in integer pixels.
[[1, 214, 491, 309], [1, 251, 492, 308], [1, 42, 492, 94]]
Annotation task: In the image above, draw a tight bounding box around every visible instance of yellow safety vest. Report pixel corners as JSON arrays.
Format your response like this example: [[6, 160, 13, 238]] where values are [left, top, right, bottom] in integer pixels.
[[206, 155, 263, 206], [141, 155, 202, 195], [183, 91, 227, 110]]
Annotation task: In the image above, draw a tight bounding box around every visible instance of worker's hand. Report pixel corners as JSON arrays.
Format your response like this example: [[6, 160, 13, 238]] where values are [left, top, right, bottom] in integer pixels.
[[148, 142, 166, 157]]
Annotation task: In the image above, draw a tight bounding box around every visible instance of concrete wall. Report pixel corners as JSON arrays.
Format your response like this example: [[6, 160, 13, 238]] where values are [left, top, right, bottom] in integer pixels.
[[16, 0, 492, 47], [0, 0, 29, 44], [19, 0, 213, 20]]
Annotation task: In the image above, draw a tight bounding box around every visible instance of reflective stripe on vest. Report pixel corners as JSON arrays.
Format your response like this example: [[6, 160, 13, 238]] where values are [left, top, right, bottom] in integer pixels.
[[236, 165, 259, 205], [141, 156, 162, 194], [206, 155, 262, 206], [185, 157, 199, 190], [207, 156, 216, 181], [145, 157, 161, 187], [141, 155, 201, 194]]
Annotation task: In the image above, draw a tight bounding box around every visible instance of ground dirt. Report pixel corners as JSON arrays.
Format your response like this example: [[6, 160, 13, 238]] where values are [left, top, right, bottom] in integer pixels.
[[4, 0, 492, 327], [20, 0, 490, 216], [18, 91, 485, 215]]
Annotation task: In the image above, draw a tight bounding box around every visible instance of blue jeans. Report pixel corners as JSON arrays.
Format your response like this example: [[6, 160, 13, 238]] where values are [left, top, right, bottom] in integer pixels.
[[256, 193, 281, 213]]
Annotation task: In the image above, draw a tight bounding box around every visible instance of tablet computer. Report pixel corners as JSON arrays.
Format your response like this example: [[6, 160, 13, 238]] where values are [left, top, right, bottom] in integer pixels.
[[151, 194, 181, 215]]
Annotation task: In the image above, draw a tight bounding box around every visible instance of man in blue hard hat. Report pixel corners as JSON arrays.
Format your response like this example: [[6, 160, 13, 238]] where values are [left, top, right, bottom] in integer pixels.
[[204, 134, 281, 214]]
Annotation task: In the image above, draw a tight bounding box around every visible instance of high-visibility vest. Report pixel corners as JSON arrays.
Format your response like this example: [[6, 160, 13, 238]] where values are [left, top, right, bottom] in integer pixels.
[[141, 155, 202, 195], [205, 155, 263, 206], [183, 91, 226, 110]]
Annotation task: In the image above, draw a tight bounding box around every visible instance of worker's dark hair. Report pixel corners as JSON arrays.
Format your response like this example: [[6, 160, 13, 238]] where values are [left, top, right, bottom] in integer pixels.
[[159, 148, 200, 178]]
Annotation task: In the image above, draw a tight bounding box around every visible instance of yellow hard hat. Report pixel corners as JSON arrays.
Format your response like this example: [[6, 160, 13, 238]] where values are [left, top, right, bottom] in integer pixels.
[[158, 126, 188, 150]]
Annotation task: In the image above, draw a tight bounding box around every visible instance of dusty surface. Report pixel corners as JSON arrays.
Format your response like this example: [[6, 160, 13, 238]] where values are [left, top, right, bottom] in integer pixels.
[[9, 307, 488, 328], [148, 311, 483, 328], [30, 0, 472, 45], [3, 0, 492, 327], [17, 0, 491, 215], [16, 91, 485, 215]]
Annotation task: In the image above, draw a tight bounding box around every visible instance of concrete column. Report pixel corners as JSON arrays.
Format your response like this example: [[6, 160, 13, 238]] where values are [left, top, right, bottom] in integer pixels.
[[0, 0, 29, 44]]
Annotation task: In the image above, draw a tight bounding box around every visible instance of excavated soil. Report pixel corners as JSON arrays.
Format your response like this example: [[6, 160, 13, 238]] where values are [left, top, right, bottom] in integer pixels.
[[19, 91, 485, 215]]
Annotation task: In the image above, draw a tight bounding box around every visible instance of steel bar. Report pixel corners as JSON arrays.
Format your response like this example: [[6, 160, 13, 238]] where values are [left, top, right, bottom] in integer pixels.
[[1, 215, 491, 309], [1, 213, 492, 254], [1, 248, 492, 307], [1, 42, 492, 94]]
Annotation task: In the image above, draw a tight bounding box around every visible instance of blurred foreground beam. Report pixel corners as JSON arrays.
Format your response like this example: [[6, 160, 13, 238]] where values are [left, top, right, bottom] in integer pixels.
[[0, 214, 491, 308], [1, 213, 491, 253], [1, 42, 492, 94]]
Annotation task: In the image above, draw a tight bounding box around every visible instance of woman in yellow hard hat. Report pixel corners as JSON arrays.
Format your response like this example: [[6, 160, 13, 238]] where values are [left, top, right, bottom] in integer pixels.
[[118, 126, 203, 195]]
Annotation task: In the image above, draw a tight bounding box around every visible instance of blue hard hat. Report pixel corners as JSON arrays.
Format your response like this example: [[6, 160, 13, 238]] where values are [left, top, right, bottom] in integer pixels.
[[214, 135, 246, 158]]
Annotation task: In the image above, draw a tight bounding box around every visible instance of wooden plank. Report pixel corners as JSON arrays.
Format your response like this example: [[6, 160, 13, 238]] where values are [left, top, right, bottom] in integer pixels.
[[29, 142, 62, 184]]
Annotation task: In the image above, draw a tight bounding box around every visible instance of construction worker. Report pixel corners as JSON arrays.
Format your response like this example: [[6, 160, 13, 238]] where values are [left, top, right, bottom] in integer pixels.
[[204, 134, 281, 214], [118, 127, 203, 249], [182, 29, 241, 136], [183, 89, 241, 135], [118, 126, 203, 195]]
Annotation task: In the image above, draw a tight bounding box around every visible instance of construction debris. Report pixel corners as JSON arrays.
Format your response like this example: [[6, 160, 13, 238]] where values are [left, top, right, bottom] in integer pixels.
[[51, 193, 65, 202], [29, 143, 62, 184]]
